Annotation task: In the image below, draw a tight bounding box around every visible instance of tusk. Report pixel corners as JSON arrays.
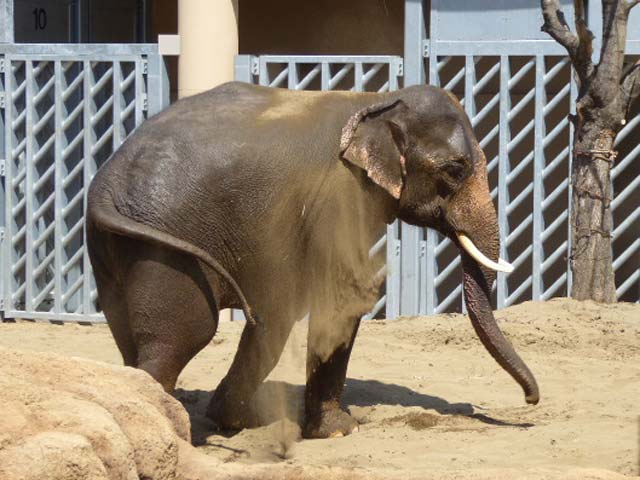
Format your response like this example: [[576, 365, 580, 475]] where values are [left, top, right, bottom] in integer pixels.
[[456, 233, 514, 273]]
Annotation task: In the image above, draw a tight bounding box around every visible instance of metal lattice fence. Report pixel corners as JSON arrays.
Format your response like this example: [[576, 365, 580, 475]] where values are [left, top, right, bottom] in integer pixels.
[[421, 54, 575, 312], [0, 44, 169, 322], [236, 49, 639, 319]]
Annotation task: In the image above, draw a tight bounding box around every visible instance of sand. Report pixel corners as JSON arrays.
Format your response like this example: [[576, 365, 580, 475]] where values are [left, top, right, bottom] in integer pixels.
[[1, 298, 639, 478]]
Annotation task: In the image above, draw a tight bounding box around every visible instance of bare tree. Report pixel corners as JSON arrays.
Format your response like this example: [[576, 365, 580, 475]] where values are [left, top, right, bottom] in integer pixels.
[[541, 0, 640, 302]]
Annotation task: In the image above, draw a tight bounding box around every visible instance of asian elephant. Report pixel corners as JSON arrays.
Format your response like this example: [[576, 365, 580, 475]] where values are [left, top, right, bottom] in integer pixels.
[[86, 82, 539, 439]]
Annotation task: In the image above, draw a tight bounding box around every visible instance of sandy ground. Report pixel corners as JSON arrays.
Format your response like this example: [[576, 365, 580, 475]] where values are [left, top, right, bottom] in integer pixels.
[[1, 298, 639, 478]]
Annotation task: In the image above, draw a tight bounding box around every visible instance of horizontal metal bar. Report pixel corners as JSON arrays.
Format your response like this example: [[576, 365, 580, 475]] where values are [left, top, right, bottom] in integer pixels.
[[258, 55, 401, 64], [430, 40, 567, 56], [0, 43, 159, 57], [2, 310, 106, 323]]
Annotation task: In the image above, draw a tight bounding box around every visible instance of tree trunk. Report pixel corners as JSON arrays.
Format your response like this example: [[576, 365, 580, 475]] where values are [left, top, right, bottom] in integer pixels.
[[541, 0, 640, 303], [570, 122, 617, 302]]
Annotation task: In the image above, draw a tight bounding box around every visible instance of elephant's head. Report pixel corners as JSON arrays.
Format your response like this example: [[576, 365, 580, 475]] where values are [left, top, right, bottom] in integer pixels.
[[340, 85, 539, 405]]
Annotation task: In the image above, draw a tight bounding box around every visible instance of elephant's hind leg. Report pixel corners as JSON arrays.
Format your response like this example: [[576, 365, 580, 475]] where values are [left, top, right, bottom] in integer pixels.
[[95, 271, 137, 367], [119, 241, 220, 392], [303, 315, 361, 439]]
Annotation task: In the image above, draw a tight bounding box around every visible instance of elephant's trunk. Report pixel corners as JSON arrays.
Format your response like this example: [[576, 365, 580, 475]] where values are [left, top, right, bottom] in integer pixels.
[[460, 250, 539, 404], [447, 147, 539, 404]]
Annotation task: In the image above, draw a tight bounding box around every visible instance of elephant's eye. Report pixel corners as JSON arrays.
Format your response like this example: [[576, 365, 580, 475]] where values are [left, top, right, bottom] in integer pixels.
[[442, 157, 470, 183]]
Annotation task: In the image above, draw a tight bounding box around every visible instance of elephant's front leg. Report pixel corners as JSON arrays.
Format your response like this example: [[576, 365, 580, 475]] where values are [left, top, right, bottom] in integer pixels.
[[303, 315, 361, 438], [207, 314, 296, 430]]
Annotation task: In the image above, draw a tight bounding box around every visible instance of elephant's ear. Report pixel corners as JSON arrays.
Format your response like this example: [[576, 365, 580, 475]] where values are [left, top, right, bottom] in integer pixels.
[[340, 99, 409, 200]]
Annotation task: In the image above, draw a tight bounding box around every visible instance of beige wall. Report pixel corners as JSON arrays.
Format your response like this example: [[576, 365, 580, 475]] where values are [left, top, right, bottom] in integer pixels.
[[238, 0, 403, 55]]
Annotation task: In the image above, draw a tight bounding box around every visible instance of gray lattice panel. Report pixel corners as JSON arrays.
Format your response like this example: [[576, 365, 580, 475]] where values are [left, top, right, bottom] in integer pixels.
[[418, 54, 573, 314], [1, 45, 168, 322]]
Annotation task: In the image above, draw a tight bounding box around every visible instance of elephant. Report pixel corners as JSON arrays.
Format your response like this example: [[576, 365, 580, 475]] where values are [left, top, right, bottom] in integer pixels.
[[86, 81, 539, 439]]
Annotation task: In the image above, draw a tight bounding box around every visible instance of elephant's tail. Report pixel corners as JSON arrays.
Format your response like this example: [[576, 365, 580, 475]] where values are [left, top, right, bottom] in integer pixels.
[[87, 196, 260, 326]]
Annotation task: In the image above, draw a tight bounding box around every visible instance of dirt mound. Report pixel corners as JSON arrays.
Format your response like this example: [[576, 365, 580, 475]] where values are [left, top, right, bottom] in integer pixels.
[[0, 346, 191, 480]]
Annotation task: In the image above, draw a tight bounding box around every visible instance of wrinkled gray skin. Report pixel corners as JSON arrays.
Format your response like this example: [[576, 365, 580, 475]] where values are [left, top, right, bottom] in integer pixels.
[[87, 82, 539, 439]]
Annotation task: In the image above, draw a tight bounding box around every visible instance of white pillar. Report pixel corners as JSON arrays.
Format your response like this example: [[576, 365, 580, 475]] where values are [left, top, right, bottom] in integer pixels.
[[178, 0, 238, 322], [178, 0, 238, 99]]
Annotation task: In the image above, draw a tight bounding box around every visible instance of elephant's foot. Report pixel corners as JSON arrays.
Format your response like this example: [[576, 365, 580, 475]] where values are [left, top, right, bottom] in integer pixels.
[[206, 391, 261, 431], [303, 406, 359, 439]]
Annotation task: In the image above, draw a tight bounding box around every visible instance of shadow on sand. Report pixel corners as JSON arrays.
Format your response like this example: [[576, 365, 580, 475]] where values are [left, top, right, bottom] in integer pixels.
[[175, 378, 533, 445]]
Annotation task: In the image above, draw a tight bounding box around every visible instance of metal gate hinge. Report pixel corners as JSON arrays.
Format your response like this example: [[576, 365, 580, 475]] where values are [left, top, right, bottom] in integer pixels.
[[0, 58, 5, 73], [0, 226, 5, 243], [0, 159, 5, 177], [142, 93, 148, 111], [422, 39, 430, 58], [0, 92, 5, 109], [395, 58, 404, 77], [250, 56, 259, 76], [142, 59, 149, 75]]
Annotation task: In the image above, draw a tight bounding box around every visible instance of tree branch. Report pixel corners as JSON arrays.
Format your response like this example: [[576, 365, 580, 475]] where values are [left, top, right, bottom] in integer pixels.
[[597, 0, 630, 95], [541, 0, 579, 53], [573, 0, 596, 81], [624, 0, 640, 14], [541, 0, 594, 85]]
